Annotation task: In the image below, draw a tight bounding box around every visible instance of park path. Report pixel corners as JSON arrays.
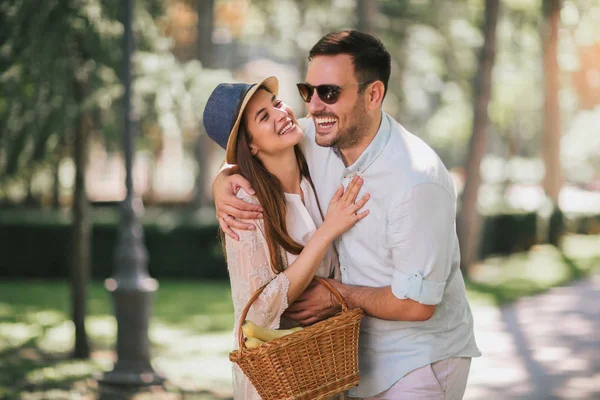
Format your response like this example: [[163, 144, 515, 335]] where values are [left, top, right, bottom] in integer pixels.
[[195, 275, 600, 399], [465, 274, 600, 399]]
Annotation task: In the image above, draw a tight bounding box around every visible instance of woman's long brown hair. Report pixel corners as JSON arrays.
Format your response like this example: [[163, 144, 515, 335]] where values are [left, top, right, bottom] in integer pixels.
[[223, 91, 324, 274]]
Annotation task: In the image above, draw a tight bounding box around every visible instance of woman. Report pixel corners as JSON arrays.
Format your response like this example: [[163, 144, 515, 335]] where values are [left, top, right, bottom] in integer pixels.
[[202, 76, 370, 399]]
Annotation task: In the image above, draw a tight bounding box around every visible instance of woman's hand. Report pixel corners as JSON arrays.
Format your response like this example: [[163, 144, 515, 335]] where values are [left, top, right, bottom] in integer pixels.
[[320, 176, 370, 240], [213, 166, 263, 240]]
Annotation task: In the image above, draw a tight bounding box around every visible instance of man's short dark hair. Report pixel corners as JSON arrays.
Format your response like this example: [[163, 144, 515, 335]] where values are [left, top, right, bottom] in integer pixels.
[[309, 30, 391, 99]]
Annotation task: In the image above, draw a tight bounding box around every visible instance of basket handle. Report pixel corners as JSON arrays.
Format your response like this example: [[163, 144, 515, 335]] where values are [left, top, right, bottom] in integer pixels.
[[236, 276, 348, 352]]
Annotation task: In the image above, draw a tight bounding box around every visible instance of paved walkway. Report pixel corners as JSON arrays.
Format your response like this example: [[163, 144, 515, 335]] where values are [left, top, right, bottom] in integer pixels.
[[466, 274, 600, 400]]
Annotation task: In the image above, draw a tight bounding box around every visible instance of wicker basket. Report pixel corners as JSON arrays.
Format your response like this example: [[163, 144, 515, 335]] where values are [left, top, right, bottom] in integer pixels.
[[230, 276, 363, 400]]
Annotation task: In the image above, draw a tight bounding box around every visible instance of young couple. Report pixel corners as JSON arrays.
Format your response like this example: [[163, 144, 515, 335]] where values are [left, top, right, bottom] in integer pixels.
[[203, 30, 481, 400]]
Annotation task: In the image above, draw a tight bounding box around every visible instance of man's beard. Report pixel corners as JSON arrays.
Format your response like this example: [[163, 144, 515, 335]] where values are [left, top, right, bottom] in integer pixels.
[[316, 101, 370, 150]]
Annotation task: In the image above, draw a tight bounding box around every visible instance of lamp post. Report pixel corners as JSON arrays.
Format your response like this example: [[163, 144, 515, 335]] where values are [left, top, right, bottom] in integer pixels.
[[99, 0, 164, 390]]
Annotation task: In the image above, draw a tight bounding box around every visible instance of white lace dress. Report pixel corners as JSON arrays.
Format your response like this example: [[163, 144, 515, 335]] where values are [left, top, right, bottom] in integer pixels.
[[226, 177, 340, 400]]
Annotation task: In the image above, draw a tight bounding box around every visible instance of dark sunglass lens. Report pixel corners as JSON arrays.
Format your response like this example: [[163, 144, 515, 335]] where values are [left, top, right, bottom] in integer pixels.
[[317, 85, 340, 104], [297, 83, 313, 103]]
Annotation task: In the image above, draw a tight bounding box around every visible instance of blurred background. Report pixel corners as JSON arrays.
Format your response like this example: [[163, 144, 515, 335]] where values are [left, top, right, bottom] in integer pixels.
[[0, 0, 598, 399]]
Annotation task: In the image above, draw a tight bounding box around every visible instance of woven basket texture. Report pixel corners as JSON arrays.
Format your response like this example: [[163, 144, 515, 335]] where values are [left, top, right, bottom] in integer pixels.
[[230, 277, 362, 400]]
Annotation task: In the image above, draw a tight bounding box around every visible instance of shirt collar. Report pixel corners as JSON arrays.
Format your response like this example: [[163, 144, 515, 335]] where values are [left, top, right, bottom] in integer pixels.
[[333, 112, 391, 175]]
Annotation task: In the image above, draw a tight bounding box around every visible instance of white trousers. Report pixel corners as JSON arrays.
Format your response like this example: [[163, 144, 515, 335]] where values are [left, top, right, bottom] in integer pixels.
[[355, 357, 472, 400]]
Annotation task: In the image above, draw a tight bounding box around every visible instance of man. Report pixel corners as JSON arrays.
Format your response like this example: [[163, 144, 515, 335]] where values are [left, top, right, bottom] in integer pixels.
[[213, 30, 480, 399]]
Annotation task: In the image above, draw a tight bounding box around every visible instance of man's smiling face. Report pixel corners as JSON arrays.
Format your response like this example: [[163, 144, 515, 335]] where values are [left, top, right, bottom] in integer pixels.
[[305, 54, 370, 149]]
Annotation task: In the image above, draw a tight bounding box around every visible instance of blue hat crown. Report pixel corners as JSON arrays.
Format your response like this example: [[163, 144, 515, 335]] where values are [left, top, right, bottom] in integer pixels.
[[202, 77, 278, 164], [203, 83, 253, 151]]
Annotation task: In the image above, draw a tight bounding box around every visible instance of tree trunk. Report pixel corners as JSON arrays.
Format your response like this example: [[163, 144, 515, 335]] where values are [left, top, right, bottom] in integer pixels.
[[192, 0, 216, 209], [24, 172, 36, 206], [456, 0, 500, 274], [193, 132, 211, 209], [296, 0, 308, 77], [52, 136, 65, 209], [356, 0, 378, 34], [52, 157, 61, 209], [542, 0, 561, 204], [542, 0, 564, 245], [71, 79, 91, 359], [196, 0, 215, 68]]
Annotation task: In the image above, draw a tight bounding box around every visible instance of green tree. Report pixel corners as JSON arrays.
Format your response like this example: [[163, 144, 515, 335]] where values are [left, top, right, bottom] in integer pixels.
[[0, 0, 128, 359], [0, 0, 213, 359], [356, 0, 378, 34]]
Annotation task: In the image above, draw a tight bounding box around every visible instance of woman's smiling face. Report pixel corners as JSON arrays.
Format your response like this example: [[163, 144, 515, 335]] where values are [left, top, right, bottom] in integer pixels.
[[243, 88, 304, 160]]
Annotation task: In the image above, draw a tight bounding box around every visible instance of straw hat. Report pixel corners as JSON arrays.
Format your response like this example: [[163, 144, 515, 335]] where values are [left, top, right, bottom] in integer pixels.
[[203, 76, 279, 164]]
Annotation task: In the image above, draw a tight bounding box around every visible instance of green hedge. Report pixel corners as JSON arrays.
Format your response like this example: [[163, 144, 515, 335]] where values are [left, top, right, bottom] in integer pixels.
[[572, 213, 600, 235], [2, 208, 595, 279], [478, 212, 537, 257], [477, 210, 599, 257], [0, 209, 227, 279]]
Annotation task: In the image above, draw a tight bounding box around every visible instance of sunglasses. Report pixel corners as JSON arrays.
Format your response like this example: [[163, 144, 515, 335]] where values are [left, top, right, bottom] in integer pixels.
[[296, 81, 372, 105]]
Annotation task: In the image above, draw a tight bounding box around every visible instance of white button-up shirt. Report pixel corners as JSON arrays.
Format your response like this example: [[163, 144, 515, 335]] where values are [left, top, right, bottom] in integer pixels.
[[299, 113, 481, 398]]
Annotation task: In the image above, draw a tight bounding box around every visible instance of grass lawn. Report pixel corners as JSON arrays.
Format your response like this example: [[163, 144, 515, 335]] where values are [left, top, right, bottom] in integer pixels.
[[0, 280, 235, 399], [465, 234, 600, 305], [0, 234, 598, 399]]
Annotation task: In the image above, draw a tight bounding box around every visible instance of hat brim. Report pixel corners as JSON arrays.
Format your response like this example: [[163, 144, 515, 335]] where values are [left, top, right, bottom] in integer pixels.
[[225, 76, 279, 164]]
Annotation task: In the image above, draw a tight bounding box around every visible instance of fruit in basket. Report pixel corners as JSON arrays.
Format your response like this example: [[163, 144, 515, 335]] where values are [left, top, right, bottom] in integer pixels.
[[244, 336, 265, 349], [242, 320, 303, 342]]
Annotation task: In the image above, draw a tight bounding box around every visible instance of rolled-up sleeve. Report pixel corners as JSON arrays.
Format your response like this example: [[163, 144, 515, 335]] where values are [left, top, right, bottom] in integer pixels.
[[387, 183, 456, 305]]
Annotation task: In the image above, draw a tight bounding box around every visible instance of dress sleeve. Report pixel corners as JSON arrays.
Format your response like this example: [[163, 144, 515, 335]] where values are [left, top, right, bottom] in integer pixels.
[[226, 218, 291, 331]]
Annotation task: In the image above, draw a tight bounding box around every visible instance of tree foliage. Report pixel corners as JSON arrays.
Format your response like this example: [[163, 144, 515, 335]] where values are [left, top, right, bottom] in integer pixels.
[[0, 0, 122, 179], [0, 0, 232, 188]]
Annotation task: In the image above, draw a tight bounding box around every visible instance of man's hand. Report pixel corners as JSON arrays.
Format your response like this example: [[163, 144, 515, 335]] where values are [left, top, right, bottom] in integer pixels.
[[282, 278, 342, 326], [213, 166, 263, 240]]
